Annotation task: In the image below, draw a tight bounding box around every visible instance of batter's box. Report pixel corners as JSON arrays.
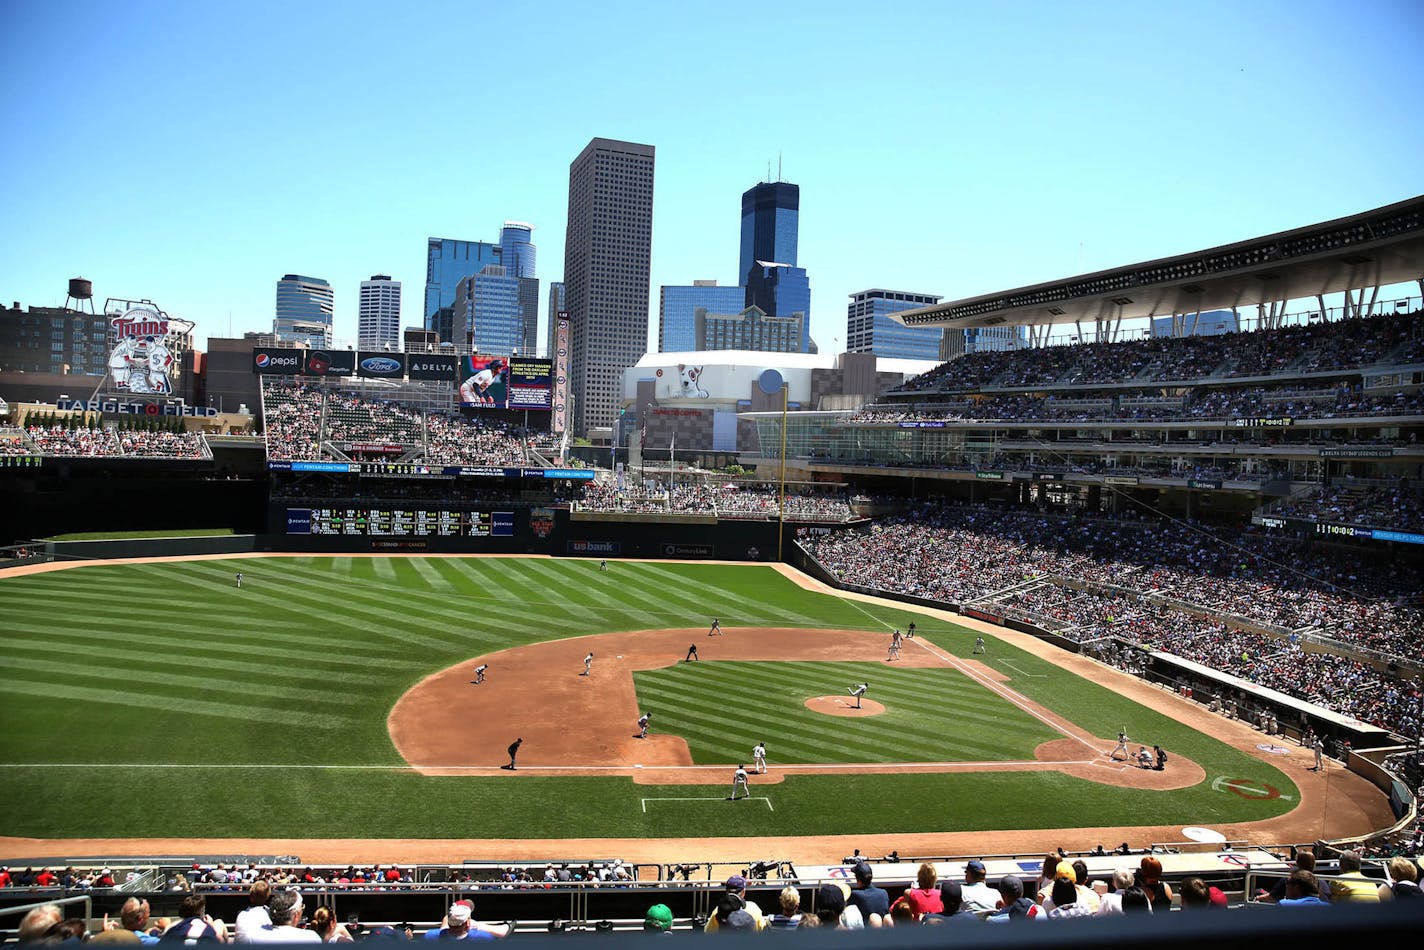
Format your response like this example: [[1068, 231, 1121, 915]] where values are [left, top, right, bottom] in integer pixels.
[[641, 796, 774, 812]]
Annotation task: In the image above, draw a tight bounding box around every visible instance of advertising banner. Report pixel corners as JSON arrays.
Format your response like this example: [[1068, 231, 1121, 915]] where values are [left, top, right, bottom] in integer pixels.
[[253, 347, 303, 375], [407, 354, 460, 381], [302, 349, 355, 377], [357, 352, 406, 379]]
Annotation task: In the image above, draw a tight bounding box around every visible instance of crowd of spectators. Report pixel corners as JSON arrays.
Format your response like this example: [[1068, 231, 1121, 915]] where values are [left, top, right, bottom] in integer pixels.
[[800, 501, 1424, 661], [15, 425, 210, 459], [897, 310, 1422, 394], [1273, 483, 1424, 532], [576, 481, 853, 521], [852, 382, 1424, 427]]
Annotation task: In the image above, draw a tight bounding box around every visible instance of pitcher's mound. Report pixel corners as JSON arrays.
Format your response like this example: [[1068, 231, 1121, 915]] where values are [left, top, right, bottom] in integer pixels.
[[805, 696, 885, 717]]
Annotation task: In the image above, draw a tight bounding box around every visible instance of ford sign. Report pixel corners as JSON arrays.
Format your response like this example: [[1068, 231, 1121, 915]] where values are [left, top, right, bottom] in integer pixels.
[[360, 357, 401, 373]]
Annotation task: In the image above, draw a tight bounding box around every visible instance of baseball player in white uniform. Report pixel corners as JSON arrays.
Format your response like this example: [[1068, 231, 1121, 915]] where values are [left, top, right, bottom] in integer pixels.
[[752, 742, 767, 774], [145, 337, 173, 394], [474, 664, 487, 685], [638, 713, 650, 739], [729, 764, 750, 800], [848, 682, 869, 709], [972, 636, 986, 654], [108, 337, 136, 389], [581, 652, 594, 676]]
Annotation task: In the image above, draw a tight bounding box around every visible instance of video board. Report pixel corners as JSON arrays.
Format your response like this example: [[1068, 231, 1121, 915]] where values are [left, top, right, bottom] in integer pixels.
[[289, 508, 516, 537], [458, 354, 553, 410]]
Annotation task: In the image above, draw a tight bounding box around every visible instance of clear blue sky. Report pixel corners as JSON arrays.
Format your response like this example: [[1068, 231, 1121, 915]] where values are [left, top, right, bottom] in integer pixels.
[[2, 0, 1421, 352]]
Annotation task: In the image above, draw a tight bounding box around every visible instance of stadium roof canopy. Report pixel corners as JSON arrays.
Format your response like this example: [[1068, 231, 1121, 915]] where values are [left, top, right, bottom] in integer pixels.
[[893, 195, 1424, 334]]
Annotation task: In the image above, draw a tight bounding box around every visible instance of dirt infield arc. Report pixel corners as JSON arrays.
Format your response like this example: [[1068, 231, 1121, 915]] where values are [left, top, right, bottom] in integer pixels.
[[389, 625, 1206, 791]]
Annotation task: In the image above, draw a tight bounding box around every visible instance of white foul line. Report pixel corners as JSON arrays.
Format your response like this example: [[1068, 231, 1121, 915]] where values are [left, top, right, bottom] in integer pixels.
[[642, 797, 774, 812]]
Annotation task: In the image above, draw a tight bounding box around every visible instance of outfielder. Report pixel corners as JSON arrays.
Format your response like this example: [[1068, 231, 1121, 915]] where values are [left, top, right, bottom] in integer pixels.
[[972, 636, 986, 654], [234, 571, 243, 589], [729, 764, 750, 800], [752, 742, 767, 774]]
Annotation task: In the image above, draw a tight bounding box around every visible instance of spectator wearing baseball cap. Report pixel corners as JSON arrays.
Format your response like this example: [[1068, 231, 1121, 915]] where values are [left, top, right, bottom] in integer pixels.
[[986, 875, 1044, 923], [960, 860, 997, 914], [921, 881, 980, 925], [703, 875, 766, 933], [814, 883, 848, 928], [643, 904, 674, 933], [848, 862, 890, 927], [421, 900, 509, 940]]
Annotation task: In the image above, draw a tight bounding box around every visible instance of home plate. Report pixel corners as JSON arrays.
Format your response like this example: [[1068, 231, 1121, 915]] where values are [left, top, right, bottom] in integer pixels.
[[1182, 827, 1227, 843]]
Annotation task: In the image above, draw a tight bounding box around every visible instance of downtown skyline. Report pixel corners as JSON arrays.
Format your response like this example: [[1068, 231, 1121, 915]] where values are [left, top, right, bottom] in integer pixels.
[[3, 1, 1423, 356]]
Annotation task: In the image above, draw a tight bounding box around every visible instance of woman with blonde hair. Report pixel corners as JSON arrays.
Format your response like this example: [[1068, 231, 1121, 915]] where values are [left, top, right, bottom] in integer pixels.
[[902, 863, 943, 919]]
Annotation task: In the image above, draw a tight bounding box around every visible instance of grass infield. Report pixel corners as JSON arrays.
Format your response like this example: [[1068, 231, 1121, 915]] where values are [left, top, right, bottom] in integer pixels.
[[0, 556, 1298, 839]]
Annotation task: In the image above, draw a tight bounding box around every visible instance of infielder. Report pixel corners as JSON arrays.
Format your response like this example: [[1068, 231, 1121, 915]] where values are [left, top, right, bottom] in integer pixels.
[[473, 664, 487, 685], [1109, 729, 1130, 761], [708, 618, 721, 636], [887, 629, 902, 661], [729, 764, 750, 800], [1136, 746, 1154, 769], [972, 636, 986, 654], [234, 571, 243, 589], [848, 682, 869, 709], [752, 742, 767, 774], [638, 713, 650, 739], [581, 652, 594, 676]]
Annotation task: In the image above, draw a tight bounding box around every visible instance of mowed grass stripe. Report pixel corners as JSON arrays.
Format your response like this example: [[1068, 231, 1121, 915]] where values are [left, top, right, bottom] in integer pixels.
[[0, 674, 352, 728], [4, 592, 414, 658], [0, 656, 356, 707], [1, 625, 411, 679], [633, 564, 818, 626]]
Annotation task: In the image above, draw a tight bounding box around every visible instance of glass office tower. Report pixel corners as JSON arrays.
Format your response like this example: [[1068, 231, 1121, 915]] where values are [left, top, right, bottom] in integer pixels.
[[745, 263, 810, 352], [658, 280, 746, 351], [845, 288, 944, 359], [274, 274, 334, 346], [424, 239, 500, 344], [739, 181, 799, 285], [452, 266, 522, 356]]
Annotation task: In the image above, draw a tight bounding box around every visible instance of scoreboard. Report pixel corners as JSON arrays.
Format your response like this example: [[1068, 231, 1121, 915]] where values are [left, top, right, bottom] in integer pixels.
[[293, 508, 515, 537]]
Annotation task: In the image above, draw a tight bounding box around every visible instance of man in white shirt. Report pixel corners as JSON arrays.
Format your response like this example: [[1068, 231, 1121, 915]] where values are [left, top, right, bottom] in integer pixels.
[[960, 860, 998, 914], [247, 890, 319, 944], [234, 880, 272, 943]]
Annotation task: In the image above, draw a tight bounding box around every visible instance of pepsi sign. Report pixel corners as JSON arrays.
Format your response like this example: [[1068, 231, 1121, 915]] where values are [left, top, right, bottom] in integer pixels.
[[253, 348, 302, 375], [357, 352, 406, 379]]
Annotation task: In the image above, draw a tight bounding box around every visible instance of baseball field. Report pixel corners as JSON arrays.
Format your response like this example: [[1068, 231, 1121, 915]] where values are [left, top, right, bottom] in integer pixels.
[[0, 554, 1392, 864]]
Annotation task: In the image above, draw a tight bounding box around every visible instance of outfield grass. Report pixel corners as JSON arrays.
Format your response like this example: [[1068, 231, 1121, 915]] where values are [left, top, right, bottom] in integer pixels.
[[44, 528, 238, 541], [0, 556, 1299, 839]]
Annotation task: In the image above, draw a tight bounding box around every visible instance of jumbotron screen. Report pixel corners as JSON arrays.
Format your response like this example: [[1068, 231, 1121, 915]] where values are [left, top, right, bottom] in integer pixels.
[[287, 508, 515, 537], [458, 355, 553, 410]]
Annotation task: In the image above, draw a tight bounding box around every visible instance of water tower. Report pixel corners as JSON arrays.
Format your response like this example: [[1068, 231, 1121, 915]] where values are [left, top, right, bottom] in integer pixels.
[[65, 277, 96, 313]]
